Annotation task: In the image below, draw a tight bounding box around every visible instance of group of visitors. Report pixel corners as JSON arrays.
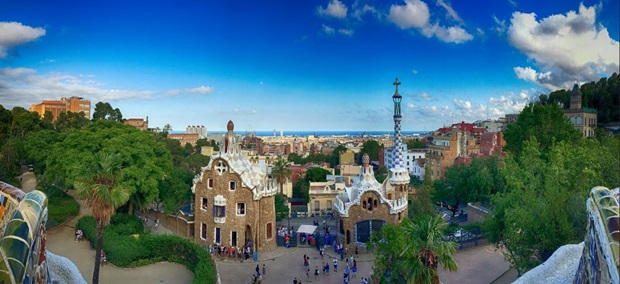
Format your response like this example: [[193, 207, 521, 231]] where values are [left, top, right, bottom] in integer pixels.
[[251, 264, 266, 283], [210, 243, 254, 261]]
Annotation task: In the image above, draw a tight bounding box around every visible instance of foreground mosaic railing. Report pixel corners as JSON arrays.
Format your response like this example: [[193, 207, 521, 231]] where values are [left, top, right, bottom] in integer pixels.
[[0, 181, 50, 284], [574, 186, 619, 284]]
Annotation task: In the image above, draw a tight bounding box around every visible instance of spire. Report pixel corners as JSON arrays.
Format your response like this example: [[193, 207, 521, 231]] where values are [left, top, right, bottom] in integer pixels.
[[225, 120, 237, 154], [389, 77, 410, 185]]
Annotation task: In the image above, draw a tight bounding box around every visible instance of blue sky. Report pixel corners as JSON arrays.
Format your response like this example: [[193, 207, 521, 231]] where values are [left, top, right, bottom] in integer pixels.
[[0, 0, 618, 131]]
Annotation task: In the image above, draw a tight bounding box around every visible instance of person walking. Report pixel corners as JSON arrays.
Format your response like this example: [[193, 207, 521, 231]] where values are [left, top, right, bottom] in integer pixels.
[[262, 264, 266, 279], [333, 258, 338, 272], [314, 266, 319, 281]]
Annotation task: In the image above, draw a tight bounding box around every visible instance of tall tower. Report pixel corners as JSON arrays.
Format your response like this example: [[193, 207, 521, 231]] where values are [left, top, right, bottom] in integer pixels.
[[389, 77, 410, 185]]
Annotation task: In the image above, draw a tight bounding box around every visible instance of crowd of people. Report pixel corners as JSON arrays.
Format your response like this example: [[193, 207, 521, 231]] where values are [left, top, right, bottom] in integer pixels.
[[210, 241, 255, 261]]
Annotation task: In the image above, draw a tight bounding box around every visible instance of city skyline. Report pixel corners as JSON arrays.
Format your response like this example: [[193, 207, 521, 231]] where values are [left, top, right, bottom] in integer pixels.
[[0, 0, 618, 131]]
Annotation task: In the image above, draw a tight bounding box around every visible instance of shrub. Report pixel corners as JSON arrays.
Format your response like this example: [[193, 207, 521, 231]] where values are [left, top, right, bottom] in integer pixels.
[[76, 215, 96, 241], [43, 186, 79, 228], [75, 214, 217, 283]]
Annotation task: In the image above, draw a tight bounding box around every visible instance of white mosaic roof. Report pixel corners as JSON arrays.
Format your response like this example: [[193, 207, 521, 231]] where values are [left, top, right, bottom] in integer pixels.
[[191, 121, 277, 200], [334, 154, 407, 217]]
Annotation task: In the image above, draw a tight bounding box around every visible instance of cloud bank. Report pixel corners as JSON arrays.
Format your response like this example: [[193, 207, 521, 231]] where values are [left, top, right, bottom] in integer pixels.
[[508, 3, 619, 90], [0, 22, 46, 58]]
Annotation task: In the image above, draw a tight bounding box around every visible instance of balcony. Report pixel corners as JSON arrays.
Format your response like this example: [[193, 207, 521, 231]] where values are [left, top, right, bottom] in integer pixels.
[[214, 216, 226, 224]]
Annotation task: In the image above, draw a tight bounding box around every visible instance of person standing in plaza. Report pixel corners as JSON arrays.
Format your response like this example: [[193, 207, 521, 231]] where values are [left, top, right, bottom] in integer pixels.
[[314, 266, 319, 281], [333, 258, 338, 272], [262, 264, 266, 279]]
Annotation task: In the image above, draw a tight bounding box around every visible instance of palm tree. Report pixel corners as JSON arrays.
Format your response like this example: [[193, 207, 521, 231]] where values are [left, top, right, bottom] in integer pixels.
[[404, 215, 458, 284], [271, 157, 292, 196], [74, 152, 130, 284]]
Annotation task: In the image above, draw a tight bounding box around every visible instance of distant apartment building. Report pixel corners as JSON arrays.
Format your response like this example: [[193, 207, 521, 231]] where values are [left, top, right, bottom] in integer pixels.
[[187, 125, 207, 138], [480, 132, 505, 156], [384, 146, 427, 175], [262, 143, 290, 156], [30, 96, 91, 121], [124, 117, 149, 130], [426, 123, 484, 180], [412, 158, 425, 181], [564, 84, 597, 138], [308, 179, 345, 214], [474, 119, 505, 132], [168, 133, 200, 146], [242, 134, 264, 155]]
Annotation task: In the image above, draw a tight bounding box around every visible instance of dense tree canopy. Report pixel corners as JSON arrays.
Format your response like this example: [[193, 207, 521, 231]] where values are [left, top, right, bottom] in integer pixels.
[[484, 136, 619, 274], [503, 102, 581, 158], [45, 120, 172, 213]]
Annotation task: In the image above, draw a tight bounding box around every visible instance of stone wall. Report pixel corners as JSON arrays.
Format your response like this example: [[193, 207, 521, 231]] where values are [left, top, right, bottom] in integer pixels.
[[193, 158, 276, 251]]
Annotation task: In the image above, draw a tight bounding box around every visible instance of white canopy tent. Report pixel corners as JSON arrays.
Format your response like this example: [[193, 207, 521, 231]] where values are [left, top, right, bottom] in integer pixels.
[[296, 225, 318, 235]]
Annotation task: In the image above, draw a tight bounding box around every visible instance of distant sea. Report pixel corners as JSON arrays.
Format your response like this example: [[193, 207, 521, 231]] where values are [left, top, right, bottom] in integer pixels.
[[206, 130, 429, 137]]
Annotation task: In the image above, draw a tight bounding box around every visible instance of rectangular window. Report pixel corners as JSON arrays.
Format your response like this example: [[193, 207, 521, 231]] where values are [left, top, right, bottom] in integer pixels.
[[214, 205, 226, 217], [236, 203, 246, 216], [327, 200, 332, 211], [229, 181, 236, 190], [201, 223, 207, 240], [314, 201, 320, 212], [201, 197, 208, 210], [207, 178, 213, 189], [266, 223, 273, 239]]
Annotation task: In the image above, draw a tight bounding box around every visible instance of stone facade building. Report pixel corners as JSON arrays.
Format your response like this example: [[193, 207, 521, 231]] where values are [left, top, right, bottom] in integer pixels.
[[192, 121, 278, 252], [564, 84, 597, 138], [334, 78, 409, 251]]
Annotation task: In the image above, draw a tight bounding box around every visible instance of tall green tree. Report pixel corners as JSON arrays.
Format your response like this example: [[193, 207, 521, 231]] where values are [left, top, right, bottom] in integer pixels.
[[10, 107, 40, 138], [92, 102, 123, 122], [503, 102, 580, 159], [74, 152, 130, 284], [271, 157, 292, 195], [369, 216, 457, 284], [54, 111, 89, 132], [361, 140, 382, 161]]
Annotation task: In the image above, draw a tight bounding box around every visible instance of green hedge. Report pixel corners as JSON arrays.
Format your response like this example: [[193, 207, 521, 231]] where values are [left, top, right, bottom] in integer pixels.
[[76, 214, 216, 284], [42, 185, 79, 228]]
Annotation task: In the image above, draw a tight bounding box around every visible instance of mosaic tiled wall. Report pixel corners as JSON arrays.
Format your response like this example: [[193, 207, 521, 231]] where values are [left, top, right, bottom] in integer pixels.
[[573, 186, 619, 284], [0, 181, 50, 284]]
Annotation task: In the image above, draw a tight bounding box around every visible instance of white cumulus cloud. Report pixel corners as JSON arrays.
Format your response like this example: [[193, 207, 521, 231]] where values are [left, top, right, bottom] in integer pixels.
[[167, 85, 214, 96], [508, 3, 619, 90], [389, 0, 430, 29], [388, 0, 473, 44], [0, 22, 46, 58], [317, 0, 348, 19]]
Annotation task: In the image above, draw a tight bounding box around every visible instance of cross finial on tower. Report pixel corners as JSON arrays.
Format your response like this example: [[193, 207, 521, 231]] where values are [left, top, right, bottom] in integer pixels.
[[393, 77, 400, 91]]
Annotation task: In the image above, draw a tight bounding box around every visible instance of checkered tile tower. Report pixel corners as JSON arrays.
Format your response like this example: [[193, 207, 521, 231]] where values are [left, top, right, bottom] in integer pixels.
[[389, 77, 410, 185]]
